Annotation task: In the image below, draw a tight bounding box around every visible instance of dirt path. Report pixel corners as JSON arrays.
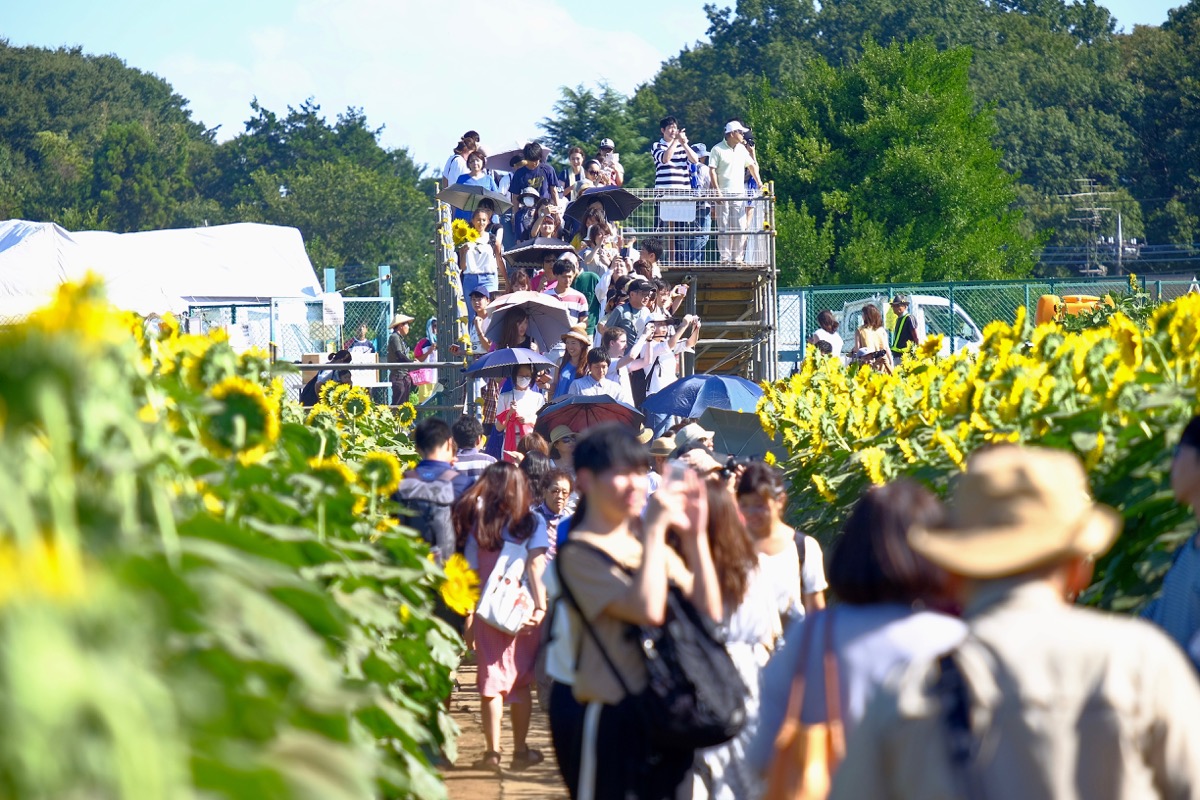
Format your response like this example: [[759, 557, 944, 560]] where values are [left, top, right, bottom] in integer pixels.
[[444, 664, 569, 800]]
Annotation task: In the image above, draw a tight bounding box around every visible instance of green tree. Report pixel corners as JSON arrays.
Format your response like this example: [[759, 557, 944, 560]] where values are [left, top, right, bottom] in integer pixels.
[[1121, 4, 1200, 244], [539, 83, 653, 186], [750, 40, 1038, 285], [630, 1, 820, 151], [90, 121, 189, 231]]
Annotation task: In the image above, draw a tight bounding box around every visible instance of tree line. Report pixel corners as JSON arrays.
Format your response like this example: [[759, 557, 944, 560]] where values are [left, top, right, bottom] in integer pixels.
[[539, 0, 1200, 285], [3, 0, 1198, 292], [0, 42, 436, 322]]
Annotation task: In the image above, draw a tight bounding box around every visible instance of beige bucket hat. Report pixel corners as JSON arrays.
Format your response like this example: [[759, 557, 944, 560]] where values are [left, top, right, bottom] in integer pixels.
[[908, 445, 1122, 579], [560, 323, 591, 347]]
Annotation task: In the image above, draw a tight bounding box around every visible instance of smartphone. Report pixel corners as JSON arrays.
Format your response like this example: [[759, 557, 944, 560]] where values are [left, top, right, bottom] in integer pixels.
[[665, 459, 689, 484]]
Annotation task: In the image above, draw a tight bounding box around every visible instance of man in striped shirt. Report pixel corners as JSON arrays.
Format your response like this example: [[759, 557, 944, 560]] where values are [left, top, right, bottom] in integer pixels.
[[1143, 414, 1200, 671], [652, 115, 701, 262]]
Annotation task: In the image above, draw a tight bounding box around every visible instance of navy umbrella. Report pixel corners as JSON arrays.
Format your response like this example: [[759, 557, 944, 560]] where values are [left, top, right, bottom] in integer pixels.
[[563, 186, 643, 223], [465, 347, 556, 380], [641, 374, 764, 419], [503, 237, 575, 269], [534, 394, 644, 437]]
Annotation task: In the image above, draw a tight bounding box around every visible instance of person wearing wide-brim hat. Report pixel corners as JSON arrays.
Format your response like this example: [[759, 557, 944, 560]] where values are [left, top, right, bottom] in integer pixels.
[[550, 323, 592, 399], [830, 445, 1200, 799], [386, 313, 416, 406]]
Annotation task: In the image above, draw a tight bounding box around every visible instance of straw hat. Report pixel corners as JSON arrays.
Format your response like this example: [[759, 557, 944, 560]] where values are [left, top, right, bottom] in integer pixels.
[[908, 445, 1121, 579], [390, 313, 414, 329], [549, 425, 576, 444], [561, 323, 591, 347], [636, 426, 654, 445], [650, 436, 676, 457]]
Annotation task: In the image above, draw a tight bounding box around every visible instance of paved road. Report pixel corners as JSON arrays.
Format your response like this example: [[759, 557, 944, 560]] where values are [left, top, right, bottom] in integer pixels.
[[445, 664, 569, 800]]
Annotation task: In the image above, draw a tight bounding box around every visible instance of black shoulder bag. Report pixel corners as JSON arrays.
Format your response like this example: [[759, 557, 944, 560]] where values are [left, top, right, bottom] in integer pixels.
[[558, 539, 748, 752]]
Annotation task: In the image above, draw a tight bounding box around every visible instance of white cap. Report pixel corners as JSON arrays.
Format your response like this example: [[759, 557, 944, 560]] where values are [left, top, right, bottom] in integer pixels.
[[599, 138, 615, 149], [724, 120, 750, 135]]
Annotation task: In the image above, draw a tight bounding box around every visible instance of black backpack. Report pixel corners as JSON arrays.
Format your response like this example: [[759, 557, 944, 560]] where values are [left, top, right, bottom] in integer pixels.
[[392, 467, 458, 563], [559, 540, 748, 752]]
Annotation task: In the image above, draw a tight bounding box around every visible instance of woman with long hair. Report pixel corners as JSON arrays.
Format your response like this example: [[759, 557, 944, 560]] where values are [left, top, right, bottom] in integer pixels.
[[550, 325, 591, 398], [455, 462, 550, 774], [854, 303, 893, 373], [459, 205, 503, 302], [737, 463, 827, 628], [747, 479, 966, 779], [694, 484, 781, 800], [549, 424, 722, 800], [493, 308, 534, 352]]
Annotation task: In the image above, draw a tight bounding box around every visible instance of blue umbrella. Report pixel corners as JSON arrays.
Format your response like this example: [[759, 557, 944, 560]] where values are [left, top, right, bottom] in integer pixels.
[[641, 374, 764, 418], [465, 347, 556, 380]]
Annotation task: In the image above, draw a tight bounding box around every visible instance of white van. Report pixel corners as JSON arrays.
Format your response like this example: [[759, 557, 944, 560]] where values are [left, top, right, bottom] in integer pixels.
[[833, 294, 983, 358]]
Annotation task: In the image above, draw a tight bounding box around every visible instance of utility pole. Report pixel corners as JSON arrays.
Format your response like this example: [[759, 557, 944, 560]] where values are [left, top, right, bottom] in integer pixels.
[[1059, 179, 1115, 276]]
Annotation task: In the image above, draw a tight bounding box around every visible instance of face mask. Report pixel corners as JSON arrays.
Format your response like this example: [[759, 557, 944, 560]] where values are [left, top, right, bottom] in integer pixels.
[[522, 196, 535, 207], [515, 376, 532, 389]]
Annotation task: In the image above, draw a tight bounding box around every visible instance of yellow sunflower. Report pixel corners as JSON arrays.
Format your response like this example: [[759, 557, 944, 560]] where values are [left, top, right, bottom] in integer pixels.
[[307, 455, 356, 485], [318, 379, 340, 406], [201, 376, 280, 463], [340, 386, 371, 419], [395, 402, 417, 427], [359, 451, 404, 496], [306, 403, 338, 428], [440, 554, 480, 616], [0, 537, 86, 606]]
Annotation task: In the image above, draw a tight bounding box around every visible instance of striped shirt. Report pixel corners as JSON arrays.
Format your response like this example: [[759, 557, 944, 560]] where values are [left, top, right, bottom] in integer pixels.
[[652, 138, 692, 190], [453, 448, 495, 485], [543, 286, 589, 322], [1143, 529, 1200, 671]]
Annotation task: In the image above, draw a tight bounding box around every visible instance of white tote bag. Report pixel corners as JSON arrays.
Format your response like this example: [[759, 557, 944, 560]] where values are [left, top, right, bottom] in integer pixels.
[[475, 539, 535, 635]]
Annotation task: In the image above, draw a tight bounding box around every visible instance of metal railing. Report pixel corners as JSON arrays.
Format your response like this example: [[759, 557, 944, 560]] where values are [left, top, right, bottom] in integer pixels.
[[613, 187, 775, 270]]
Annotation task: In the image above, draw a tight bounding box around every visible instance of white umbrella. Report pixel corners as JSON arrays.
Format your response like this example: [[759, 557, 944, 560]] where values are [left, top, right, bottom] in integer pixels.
[[484, 291, 572, 352]]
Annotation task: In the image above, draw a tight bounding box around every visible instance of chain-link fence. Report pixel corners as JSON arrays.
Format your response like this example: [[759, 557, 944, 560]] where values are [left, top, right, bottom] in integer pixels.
[[267, 297, 394, 402], [776, 277, 1199, 375]]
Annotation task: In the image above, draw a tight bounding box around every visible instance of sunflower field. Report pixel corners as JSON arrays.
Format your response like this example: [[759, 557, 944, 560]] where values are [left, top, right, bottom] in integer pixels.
[[760, 291, 1200, 612], [0, 279, 462, 798]]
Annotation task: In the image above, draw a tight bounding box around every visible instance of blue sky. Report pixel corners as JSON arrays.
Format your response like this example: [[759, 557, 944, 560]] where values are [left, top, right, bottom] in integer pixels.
[[3, 0, 1183, 171]]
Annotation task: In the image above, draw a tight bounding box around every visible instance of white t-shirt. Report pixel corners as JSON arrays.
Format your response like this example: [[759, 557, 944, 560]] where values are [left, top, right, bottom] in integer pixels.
[[811, 327, 845, 357], [461, 234, 497, 275], [495, 386, 544, 422], [443, 153, 468, 186], [643, 338, 686, 395], [756, 534, 828, 624]]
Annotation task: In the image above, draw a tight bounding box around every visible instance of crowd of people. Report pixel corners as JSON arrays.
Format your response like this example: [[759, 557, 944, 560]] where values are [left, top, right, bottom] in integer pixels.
[[391, 412, 1200, 799]]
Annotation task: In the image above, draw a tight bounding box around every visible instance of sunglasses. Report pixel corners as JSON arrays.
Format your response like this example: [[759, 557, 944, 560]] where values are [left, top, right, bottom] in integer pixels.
[[556, 437, 576, 446], [587, 170, 601, 176]]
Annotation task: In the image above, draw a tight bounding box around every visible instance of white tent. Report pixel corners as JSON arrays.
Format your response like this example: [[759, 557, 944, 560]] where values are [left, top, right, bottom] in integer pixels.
[[0, 220, 324, 318]]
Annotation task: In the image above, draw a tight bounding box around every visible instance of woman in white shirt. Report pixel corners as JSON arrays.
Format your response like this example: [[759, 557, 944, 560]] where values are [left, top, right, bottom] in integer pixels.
[[459, 206, 503, 300], [495, 365, 545, 463], [736, 463, 827, 631]]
